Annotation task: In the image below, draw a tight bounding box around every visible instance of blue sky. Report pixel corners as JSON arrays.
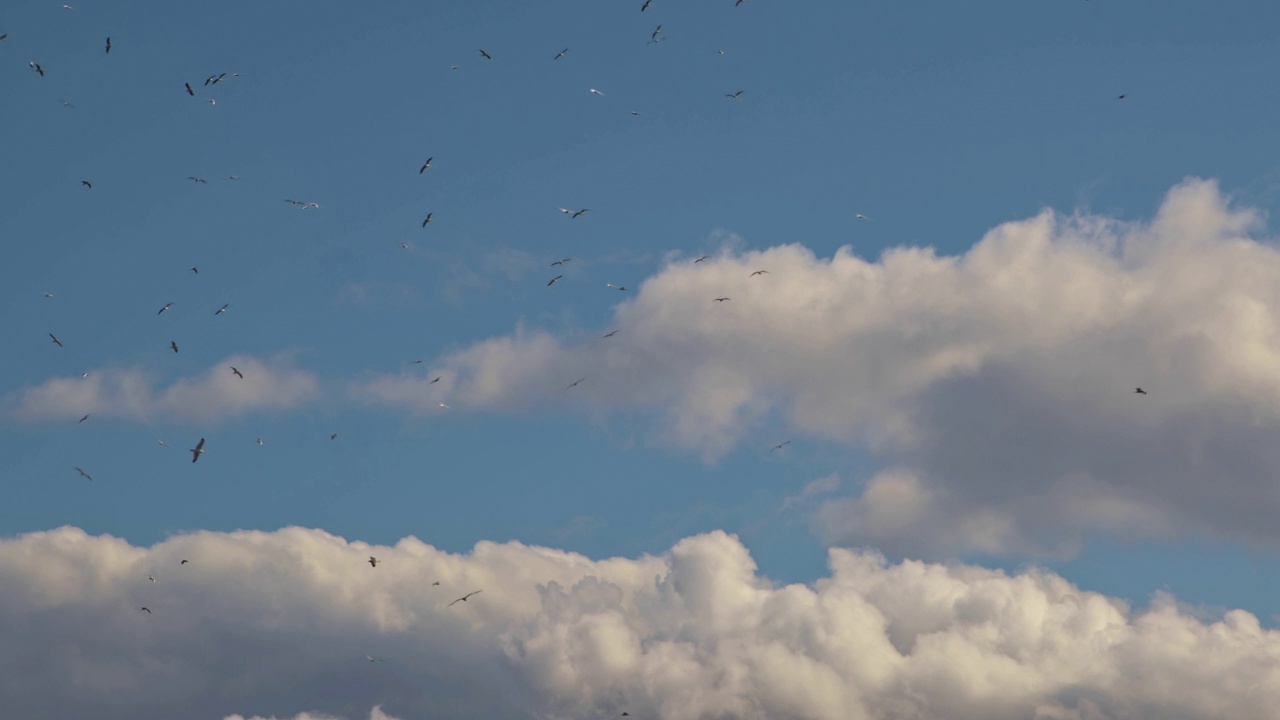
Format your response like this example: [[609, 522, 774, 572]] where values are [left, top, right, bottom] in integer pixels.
[[5, 2, 1280, 717]]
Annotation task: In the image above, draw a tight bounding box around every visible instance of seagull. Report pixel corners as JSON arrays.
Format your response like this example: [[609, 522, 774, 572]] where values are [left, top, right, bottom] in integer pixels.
[[148, 575, 156, 584], [285, 199, 305, 206], [330, 433, 339, 440], [188, 176, 207, 184], [736, 0, 746, 5], [606, 284, 627, 291], [29, 61, 44, 77], [1117, 94, 1126, 100], [478, 49, 492, 60], [44, 292, 54, 298], [79, 414, 91, 423], [214, 304, 229, 315], [558, 208, 589, 218], [189, 438, 205, 463], [554, 48, 569, 60], [190, 267, 199, 274], [400, 242, 411, 249], [430, 376, 441, 384], [366, 655, 383, 663], [419, 157, 433, 173], [589, 88, 605, 96], [1135, 387, 1147, 395], [207, 99, 216, 106], [50, 333, 64, 347], [771, 440, 791, 452], [551, 258, 571, 266], [448, 590, 482, 607], [855, 213, 869, 220], [547, 275, 563, 286], [155, 437, 169, 448], [449, 65, 460, 70], [641, 0, 651, 9], [630, 111, 642, 116], [422, 212, 433, 227], [140, 607, 151, 614], [303, 202, 320, 209], [368, 556, 379, 567], [726, 91, 744, 100], [602, 330, 619, 338], [228, 175, 239, 180], [716, 49, 726, 55], [81, 180, 92, 189], [438, 402, 450, 409], [105, 37, 111, 54], [180, 559, 189, 565], [257, 438, 263, 445], [184, 82, 194, 96], [74, 467, 92, 481], [651, 25, 663, 42], [169, 340, 179, 353], [749, 270, 768, 277], [714, 297, 730, 302], [695, 256, 710, 263], [567, 377, 586, 389], [432, 580, 440, 586], [231, 366, 243, 379], [571, 208, 589, 218], [158, 302, 173, 315]]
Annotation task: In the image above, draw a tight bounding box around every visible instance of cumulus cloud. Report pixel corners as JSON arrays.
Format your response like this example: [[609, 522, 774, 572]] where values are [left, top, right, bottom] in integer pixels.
[[224, 706, 401, 720], [6, 355, 320, 424], [2, 526, 1278, 720], [354, 178, 1280, 555]]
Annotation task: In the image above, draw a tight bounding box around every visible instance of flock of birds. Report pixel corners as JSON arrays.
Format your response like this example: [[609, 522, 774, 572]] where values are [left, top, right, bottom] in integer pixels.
[[11, 2, 1140, 702]]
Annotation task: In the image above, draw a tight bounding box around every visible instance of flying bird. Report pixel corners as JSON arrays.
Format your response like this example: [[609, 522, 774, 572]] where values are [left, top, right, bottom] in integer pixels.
[[695, 256, 710, 263], [422, 212, 433, 227], [432, 580, 440, 586], [366, 655, 383, 663], [602, 330, 619, 338], [448, 590, 483, 607], [184, 82, 194, 96], [749, 270, 768, 277], [45, 292, 55, 298], [188, 176, 207, 184], [257, 438, 263, 445], [430, 376, 441, 384], [231, 366, 243, 379], [50, 333, 64, 347], [158, 302, 173, 315], [630, 111, 642, 116], [74, 467, 92, 481], [29, 61, 44, 77], [736, 0, 747, 5], [589, 88, 605, 96], [190, 267, 199, 274], [771, 440, 791, 452], [1117, 94, 1126, 100], [79, 414, 91, 423], [81, 180, 92, 189], [641, 0, 651, 9], [155, 437, 169, 448], [105, 37, 111, 54], [228, 175, 239, 180], [547, 275, 563, 286], [331, 433, 339, 440], [651, 25, 663, 42], [169, 341, 179, 353], [1135, 387, 1147, 395], [855, 213, 869, 220], [714, 297, 730, 302], [180, 559, 189, 565], [214, 304, 229, 315], [567, 377, 586, 389], [478, 49, 492, 60], [554, 48, 569, 60], [140, 607, 151, 614], [551, 258, 571, 266], [148, 575, 156, 584], [606, 284, 627, 291], [419, 157, 433, 173], [725, 91, 744, 99], [368, 556, 379, 567], [438, 402, 450, 409], [189, 438, 205, 463]]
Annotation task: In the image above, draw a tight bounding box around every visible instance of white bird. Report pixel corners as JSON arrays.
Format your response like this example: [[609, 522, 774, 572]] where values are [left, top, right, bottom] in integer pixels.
[[589, 88, 605, 96], [439, 402, 451, 409], [855, 213, 869, 220], [257, 438, 264, 445], [148, 575, 156, 583]]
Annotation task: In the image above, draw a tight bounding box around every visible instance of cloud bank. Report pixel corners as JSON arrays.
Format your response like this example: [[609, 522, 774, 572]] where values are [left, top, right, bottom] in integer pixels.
[[7, 355, 319, 424], [356, 178, 1280, 556], [1, 525, 1278, 720]]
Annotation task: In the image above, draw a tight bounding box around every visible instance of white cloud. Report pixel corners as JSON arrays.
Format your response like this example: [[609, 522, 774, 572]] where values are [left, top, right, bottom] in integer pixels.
[[224, 707, 401, 720], [2, 526, 1278, 720], [6, 355, 320, 424], [356, 178, 1280, 554]]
